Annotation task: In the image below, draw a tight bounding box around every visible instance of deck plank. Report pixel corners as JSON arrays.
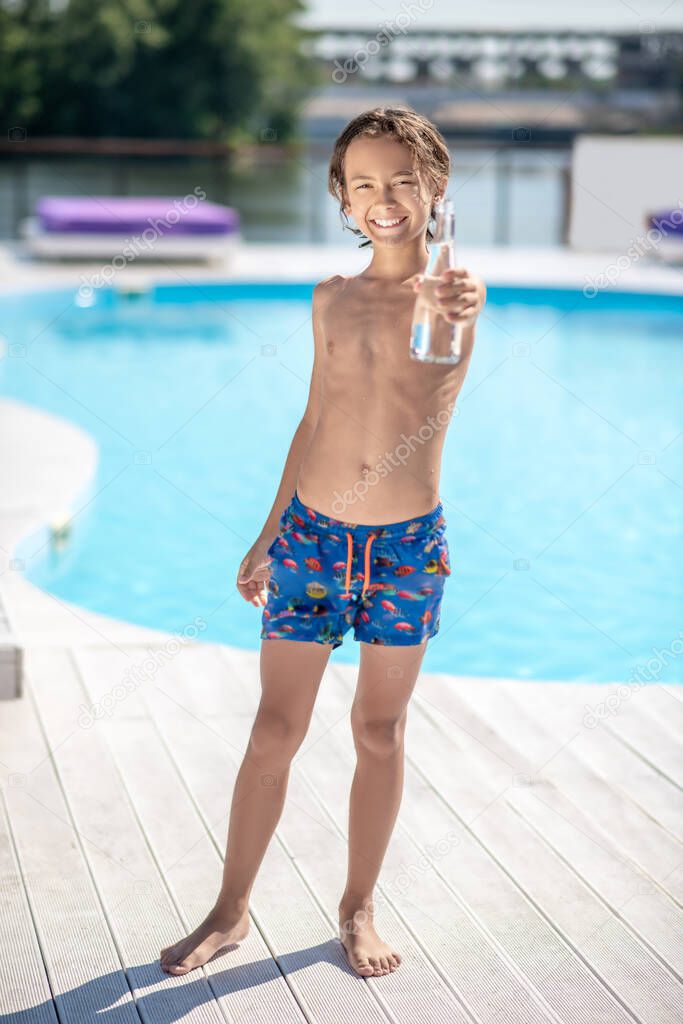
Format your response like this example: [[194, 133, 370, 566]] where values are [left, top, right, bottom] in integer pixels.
[[450, 678, 683, 900], [487, 678, 683, 842], [0, 685, 142, 1024], [0, 798, 59, 1023], [412, 676, 683, 1024], [616, 681, 683, 736], [25, 646, 230, 1024], [415, 673, 683, 979], [592, 696, 683, 790]]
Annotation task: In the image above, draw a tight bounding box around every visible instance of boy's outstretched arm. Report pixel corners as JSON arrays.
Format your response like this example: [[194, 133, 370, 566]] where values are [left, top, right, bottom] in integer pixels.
[[236, 276, 336, 607]]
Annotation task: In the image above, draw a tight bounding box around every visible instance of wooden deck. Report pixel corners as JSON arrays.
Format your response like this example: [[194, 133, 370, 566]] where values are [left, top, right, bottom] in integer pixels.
[[2, 626, 682, 1023]]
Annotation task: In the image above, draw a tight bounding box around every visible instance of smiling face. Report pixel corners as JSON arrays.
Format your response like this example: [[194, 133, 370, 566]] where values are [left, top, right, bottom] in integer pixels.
[[341, 134, 443, 248]]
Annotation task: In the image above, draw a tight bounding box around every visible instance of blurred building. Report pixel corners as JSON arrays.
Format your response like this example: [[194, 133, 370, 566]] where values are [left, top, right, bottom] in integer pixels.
[[302, 30, 683, 142]]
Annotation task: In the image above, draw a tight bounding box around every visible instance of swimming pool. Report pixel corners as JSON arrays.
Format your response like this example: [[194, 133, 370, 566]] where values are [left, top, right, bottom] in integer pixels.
[[2, 282, 681, 682]]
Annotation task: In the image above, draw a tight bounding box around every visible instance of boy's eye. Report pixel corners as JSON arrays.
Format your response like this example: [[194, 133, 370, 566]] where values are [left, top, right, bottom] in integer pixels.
[[355, 180, 414, 190]]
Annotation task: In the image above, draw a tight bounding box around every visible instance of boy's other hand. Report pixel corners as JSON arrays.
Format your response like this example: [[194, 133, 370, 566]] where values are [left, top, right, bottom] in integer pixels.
[[237, 542, 273, 607], [411, 267, 486, 325]]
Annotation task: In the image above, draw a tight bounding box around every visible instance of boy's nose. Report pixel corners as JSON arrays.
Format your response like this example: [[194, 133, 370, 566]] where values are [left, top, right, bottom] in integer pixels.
[[377, 186, 400, 204]]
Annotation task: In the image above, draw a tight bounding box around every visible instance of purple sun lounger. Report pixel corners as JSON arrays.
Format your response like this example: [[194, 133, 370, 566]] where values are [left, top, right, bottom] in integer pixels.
[[22, 195, 241, 262], [645, 208, 683, 265]]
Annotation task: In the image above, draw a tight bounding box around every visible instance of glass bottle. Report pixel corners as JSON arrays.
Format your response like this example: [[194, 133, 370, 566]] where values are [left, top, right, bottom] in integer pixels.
[[409, 198, 463, 364]]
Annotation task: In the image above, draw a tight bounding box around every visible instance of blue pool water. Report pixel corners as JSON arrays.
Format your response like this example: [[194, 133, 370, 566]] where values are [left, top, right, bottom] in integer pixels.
[[1, 282, 681, 682]]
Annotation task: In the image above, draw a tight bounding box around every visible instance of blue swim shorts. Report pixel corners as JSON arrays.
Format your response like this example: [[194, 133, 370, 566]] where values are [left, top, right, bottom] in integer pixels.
[[260, 489, 452, 649]]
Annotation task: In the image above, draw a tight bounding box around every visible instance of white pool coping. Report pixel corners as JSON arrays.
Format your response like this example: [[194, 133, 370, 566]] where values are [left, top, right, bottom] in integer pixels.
[[0, 399, 171, 697], [1, 239, 682, 295]]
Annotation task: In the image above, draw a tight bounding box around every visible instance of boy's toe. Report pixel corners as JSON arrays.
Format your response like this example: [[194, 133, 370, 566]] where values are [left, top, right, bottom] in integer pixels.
[[167, 962, 190, 975]]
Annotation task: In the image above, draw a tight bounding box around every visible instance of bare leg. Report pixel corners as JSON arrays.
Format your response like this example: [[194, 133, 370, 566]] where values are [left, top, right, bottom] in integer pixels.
[[338, 640, 427, 977], [160, 638, 331, 974]]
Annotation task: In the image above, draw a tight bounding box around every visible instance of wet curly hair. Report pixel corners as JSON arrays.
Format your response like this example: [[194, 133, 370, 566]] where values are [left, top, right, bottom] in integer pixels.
[[328, 106, 450, 248]]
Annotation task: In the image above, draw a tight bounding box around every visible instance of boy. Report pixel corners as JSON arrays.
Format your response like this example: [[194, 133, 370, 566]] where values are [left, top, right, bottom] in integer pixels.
[[161, 106, 485, 979]]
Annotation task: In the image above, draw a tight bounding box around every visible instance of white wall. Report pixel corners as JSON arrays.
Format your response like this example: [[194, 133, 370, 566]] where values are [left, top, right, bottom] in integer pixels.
[[569, 136, 683, 251]]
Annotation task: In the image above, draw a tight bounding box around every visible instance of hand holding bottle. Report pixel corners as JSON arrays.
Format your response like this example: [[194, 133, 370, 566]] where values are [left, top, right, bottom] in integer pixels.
[[412, 267, 481, 325], [409, 198, 486, 364]]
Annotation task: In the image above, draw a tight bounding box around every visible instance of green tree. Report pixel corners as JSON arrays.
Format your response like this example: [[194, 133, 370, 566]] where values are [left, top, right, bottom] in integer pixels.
[[0, 0, 323, 141], [0, 0, 53, 130]]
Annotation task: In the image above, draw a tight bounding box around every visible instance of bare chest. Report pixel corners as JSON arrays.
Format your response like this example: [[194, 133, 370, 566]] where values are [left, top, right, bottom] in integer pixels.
[[320, 287, 415, 369]]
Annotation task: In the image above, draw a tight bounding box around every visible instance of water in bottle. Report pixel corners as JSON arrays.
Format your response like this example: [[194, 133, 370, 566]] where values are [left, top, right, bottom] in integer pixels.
[[409, 198, 463, 364]]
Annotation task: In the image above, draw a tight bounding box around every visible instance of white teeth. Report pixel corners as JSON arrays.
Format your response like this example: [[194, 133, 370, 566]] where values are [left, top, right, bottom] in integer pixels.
[[372, 217, 404, 227]]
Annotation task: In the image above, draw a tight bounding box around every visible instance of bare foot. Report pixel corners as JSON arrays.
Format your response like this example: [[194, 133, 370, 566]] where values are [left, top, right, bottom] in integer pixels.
[[338, 899, 401, 977], [160, 902, 250, 975]]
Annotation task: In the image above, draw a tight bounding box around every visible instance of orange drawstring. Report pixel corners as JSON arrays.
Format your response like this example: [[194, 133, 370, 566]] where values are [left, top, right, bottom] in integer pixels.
[[343, 531, 377, 599], [343, 531, 353, 597], [362, 533, 376, 598]]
